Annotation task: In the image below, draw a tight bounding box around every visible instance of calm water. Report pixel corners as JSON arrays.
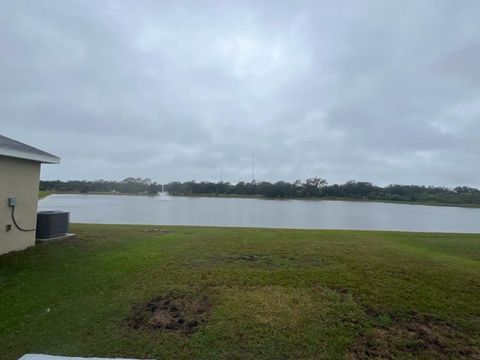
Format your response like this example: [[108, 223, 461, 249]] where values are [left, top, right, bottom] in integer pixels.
[[38, 193, 480, 233]]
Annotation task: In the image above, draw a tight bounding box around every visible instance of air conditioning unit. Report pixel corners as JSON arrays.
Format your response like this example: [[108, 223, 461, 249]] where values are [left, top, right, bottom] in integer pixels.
[[36, 211, 70, 239]]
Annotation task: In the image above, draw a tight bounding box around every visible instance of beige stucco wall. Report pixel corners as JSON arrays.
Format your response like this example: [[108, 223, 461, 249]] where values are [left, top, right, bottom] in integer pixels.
[[0, 155, 41, 255]]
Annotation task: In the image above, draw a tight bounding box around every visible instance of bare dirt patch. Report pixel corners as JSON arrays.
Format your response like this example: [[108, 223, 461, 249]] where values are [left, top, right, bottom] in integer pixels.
[[128, 294, 212, 335], [350, 312, 480, 359], [210, 253, 274, 266], [230, 253, 266, 261], [213, 253, 329, 268], [144, 228, 172, 234], [331, 286, 349, 295]]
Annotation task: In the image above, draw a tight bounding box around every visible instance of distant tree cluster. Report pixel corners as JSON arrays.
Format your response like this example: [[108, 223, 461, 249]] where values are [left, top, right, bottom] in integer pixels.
[[165, 178, 480, 205], [40, 177, 480, 205], [40, 178, 160, 195]]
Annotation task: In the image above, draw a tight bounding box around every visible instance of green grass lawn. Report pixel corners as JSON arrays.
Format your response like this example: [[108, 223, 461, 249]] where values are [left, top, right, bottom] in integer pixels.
[[38, 191, 51, 199], [1, 225, 479, 359]]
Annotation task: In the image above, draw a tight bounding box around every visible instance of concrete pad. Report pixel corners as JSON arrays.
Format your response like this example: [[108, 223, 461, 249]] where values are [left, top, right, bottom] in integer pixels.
[[19, 355, 150, 360], [36, 233, 76, 243]]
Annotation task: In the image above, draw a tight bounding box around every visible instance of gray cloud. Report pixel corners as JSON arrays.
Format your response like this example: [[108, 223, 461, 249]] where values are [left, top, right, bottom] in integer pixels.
[[1, 0, 480, 187]]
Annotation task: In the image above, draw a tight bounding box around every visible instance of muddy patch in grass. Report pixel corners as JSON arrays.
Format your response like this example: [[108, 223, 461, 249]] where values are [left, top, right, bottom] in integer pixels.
[[330, 286, 350, 295], [350, 312, 480, 359], [211, 253, 329, 268], [144, 228, 172, 235], [230, 253, 267, 262], [128, 294, 212, 335], [209, 253, 275, 267]]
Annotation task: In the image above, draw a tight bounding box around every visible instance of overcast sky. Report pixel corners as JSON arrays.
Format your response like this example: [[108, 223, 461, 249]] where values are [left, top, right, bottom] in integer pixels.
[[1, 1, 479, 187]]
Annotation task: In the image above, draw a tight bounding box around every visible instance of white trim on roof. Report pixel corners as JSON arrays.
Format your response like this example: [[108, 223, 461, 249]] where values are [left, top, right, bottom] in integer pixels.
[[0, 147, 60, 164]]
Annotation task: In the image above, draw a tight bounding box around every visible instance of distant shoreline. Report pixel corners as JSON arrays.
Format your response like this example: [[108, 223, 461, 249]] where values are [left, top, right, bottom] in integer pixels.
[[39, 191, 480, 208]]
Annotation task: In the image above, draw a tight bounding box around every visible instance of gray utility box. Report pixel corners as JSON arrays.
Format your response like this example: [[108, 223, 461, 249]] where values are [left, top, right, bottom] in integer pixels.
[[36, 211, 70, 239]]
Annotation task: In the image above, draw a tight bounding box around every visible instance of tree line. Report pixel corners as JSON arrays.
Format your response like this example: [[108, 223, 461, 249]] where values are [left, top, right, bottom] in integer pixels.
[[40, 178, 160, 195], [165, 178, 480, 205], [40, 177, 480, 205]]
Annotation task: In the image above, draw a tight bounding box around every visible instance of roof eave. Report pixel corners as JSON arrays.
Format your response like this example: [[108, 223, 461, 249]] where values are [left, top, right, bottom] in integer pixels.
[[0, 148, 61, 164]]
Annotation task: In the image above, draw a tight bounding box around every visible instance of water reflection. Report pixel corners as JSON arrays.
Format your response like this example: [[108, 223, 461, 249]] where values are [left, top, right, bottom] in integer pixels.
[[39, 194, 480, 233]]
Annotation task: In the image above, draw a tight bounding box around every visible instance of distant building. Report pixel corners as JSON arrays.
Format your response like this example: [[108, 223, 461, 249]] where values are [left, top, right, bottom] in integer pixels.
[[0, 134, 60, 255]]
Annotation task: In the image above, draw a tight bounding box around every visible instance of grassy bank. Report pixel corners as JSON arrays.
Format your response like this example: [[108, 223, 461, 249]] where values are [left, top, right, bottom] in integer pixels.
[[38, 191, 51, 199], [1, 225, 479, 359]]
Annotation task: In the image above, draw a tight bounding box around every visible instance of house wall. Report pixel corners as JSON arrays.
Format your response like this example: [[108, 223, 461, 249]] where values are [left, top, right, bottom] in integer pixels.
[[0, 155, 41, 255]]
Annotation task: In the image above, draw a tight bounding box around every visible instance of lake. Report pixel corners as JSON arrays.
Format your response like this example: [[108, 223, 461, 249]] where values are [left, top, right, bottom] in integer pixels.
[[38, 193, 480, 233]]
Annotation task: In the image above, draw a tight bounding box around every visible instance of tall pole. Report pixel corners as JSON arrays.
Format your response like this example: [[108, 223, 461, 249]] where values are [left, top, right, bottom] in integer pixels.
[[252, 150, 255, 183]]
